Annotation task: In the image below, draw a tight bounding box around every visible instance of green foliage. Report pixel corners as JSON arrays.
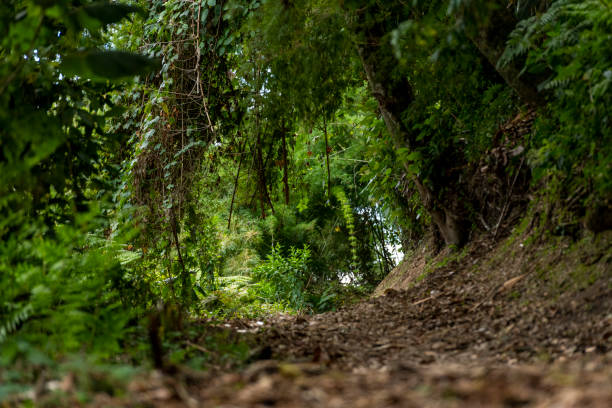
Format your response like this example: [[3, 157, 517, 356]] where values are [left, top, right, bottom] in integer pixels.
[[198, 278, 286, 318], [109, 0, 251, 311], [391, 5, 520, 185], [0, 1, 151, 222], [0, 0, 159, 399], [2, 0, 611, 399], [61, 50, 160, 81], [242, 0, 355, 120], [501, 0, 612, 201], [0, 211, 142, 403], [252, 244, 312, 310], [186, 207, 222, 292]]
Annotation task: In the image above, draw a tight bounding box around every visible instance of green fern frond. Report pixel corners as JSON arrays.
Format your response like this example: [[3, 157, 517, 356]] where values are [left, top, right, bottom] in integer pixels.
[[498, 16, 538, 68], [538, 77, 571, 91], [0, 304, 33, 342]]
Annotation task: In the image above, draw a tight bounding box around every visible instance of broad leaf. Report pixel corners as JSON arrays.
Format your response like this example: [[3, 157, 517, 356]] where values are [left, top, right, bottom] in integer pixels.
[[61, 50, 160, 82], [80, 2, 144, 26]]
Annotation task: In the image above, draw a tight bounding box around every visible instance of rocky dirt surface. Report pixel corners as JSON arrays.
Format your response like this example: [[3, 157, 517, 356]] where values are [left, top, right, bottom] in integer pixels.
[[32, 234, 612, 407]]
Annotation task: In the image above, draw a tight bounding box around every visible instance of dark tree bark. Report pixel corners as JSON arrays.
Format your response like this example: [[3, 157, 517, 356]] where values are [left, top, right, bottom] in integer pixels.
[[462, 1, 547, 106], [255, 132, 275, 218], [347, 1, 549, 247], [355, 22, 468, 247]]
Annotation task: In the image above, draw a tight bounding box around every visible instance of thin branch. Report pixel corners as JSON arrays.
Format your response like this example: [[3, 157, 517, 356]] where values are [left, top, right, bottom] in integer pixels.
[[323, 117, 332, 199], [493, 156, 525, 238], [228, 138, 246, 230]]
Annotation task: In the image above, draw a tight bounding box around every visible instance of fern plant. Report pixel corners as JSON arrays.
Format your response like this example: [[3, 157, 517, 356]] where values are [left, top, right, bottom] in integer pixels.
[[501, 0, 612, 203], [0, 213, 135, 362], [334, 188, 360, 274]]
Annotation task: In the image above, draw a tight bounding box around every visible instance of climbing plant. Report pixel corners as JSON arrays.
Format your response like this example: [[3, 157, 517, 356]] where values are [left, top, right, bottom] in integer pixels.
[[113, 0, 256, 305]]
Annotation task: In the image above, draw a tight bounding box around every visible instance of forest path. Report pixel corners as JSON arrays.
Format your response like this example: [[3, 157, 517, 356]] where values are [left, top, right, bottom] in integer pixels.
[[117, 242, 612, 408]]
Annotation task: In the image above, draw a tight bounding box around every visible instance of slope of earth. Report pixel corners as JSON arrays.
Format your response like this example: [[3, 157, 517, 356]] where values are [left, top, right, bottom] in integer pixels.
[[28, 230, 612, 407], [259, 229, 611, 370]]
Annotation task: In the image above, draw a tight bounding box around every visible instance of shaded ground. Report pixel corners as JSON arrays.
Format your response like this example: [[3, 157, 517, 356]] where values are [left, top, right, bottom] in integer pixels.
[[27, 232, 612, 407], [118, 357, 610, 408]]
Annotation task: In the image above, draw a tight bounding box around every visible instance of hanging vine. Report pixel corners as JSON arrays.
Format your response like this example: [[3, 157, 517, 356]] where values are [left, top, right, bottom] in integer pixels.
[[116, 0, 254, 303]]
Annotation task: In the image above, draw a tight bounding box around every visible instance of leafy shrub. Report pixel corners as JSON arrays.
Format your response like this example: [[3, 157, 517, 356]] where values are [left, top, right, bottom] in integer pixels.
[[0, 207, 142, 403], [0, 215, 135, 356], [251, 244, 312, 310], [0, 0, 157, 371]]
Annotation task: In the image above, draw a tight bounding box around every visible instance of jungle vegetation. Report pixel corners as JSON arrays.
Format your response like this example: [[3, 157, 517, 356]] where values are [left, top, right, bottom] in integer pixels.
[[1, 0, 610, 398]]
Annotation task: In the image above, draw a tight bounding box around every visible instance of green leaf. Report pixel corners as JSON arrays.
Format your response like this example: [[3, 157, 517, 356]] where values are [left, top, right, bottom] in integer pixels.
[[79, 2, 145, 29], [61, 50, 161, 82]]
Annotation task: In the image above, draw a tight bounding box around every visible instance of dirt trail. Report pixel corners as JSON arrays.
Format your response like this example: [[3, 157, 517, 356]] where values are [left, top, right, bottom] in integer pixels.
[[117, 285, 610, 407], [82, 235, 612, 407]]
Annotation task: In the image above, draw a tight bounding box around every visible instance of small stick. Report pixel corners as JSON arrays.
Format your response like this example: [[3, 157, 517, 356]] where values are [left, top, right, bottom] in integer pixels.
[[185, 340, 211, 354], [413, 296, 434, 306]]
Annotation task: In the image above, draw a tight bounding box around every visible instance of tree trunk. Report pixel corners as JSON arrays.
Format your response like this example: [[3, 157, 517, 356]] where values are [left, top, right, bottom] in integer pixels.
[[357, 45, 467, 247], [412, 178, 466, 247], [255, 133, 268, 218], [463, 1, 546, 106], [227, 139, 245, 229]]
